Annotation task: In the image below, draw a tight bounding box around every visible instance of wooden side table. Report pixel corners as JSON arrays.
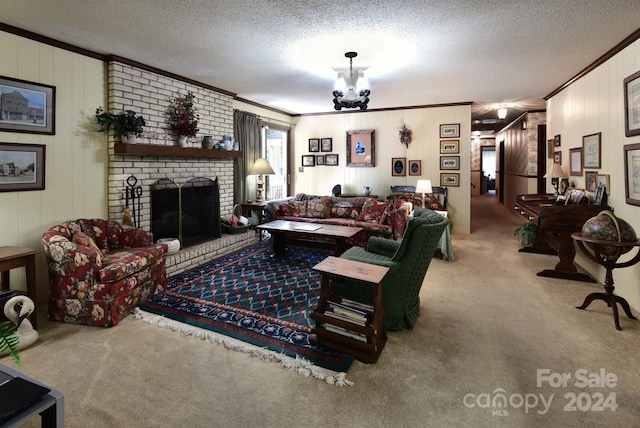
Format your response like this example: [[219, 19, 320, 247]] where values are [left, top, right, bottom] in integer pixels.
[[309, 256, 389, 363], [572, 233, 640, 330], [241, 201, 267, 225], [0, 246, 37, 328]]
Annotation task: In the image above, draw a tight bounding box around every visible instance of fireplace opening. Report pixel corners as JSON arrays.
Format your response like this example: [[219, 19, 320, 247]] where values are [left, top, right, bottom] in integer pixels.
[[150, 177, 221, 248]]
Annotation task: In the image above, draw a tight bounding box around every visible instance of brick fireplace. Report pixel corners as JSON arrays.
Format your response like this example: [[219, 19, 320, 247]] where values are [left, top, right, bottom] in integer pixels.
[[105, 59, 258, 276]]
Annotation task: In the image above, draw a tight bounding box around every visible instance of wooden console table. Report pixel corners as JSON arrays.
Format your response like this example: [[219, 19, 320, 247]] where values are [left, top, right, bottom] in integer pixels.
[[0, 246, 37, 328], [572, 233, 640, 330], [310, 256, 389, 363]]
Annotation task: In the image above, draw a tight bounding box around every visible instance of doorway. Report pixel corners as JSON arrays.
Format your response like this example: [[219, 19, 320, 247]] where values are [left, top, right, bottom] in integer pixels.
[[263, 124, 290, 200], [480, 146, 496, 195]]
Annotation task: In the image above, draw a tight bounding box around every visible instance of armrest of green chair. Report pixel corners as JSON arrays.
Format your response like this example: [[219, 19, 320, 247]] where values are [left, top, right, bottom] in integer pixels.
[[366, 236, 400, 257]]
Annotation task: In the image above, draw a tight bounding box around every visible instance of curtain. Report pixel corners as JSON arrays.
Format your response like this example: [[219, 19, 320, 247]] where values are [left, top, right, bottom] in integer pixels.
[[233, 110, 262, 203]]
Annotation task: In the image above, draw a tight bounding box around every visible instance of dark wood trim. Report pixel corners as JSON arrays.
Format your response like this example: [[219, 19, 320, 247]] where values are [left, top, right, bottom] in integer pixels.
[[297, 101, 474, 117], [105, 55, 236, 97], [545, 28, 640, 100], [234, 97, 293, 117], [114, 142, 242, 159], [505, 172, 538, 179], [0, 22, 104, 60]]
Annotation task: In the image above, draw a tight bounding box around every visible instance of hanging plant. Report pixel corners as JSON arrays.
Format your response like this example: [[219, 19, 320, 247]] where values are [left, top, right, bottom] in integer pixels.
[[166, 91, 199, 137], [399, 122, 412, 147]]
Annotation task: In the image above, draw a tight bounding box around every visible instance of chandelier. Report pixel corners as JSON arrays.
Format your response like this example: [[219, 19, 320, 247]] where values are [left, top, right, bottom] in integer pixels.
[[332, 52, 370, 111]]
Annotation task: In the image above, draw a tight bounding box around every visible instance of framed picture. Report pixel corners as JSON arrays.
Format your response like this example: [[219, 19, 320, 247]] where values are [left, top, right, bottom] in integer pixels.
[[585, 171, 597, 192], [346, 129, 375, 167], [0, 142, 46, 192], [566, 188, 586, 204], [554, 151, 562, 164], [440, 173, 460, 187], [623, 70, 640, 137], [547, 139, 554, 158], [325, 154, 339, 166], [440, 156, 460, 170], [440, 140, 459, 154], [623, 143, 640, 205], [560, 178, 570, 195], [569, 148, 582, 176], [392, 157, 406, 176], [408, 160, 422, 176], [316, 155, 325, 165], [597, 174, 610, 191], [594, 185, 607, 205], [554, 134, 561, 147], [582, 132, 601, 169], [308, 138, 319, 152], [439, 123, 460, 138], [0, 76, 56, 135], [320, 138, 332, 152], [302, 155, 315, 167]]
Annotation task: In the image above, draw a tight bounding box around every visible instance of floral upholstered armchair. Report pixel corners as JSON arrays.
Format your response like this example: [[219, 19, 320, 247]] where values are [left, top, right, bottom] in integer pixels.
[[42, 219, 167, 327]]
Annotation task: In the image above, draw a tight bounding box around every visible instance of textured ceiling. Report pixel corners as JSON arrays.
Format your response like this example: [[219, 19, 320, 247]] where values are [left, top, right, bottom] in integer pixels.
[[1, 1, 639, 133]]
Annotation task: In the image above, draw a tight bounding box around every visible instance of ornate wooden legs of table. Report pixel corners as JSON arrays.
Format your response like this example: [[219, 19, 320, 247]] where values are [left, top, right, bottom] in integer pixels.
[[572, 233, 640, 330]]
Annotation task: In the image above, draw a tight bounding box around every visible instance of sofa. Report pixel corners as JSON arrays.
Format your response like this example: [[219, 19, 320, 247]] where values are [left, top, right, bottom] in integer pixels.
[[264, 194, 410, 247], [42, 218, 168, 327]]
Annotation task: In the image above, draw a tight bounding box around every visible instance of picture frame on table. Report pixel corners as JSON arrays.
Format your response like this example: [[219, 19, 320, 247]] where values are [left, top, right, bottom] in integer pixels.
[[440, 140, 459, 154], [346, 129, 375, 167], [308, 139, 319, 152], [440, 173, 460, 187], [0, 76, 56, 135], [440, 156, 460, 170], [566, 188, 586, 205], [439, 123, 460, 139], [569, 148, 582, 176], [594, 185, 607, 205], [392, 157, 406, 176], [302, 154, 315, 167], [320, 138, 332, 152], [582, 132, 601, 169], [408, 160, 422, 176], [623, 70, 640, 137], [316, 155, 325, 165], [623, 143, 640, 206], [585, 171, 597, 192], [559, 178, 570, 196], [596, 174, 610, 192], [0, 142, 46, 192], [325, 154, 339, 166]]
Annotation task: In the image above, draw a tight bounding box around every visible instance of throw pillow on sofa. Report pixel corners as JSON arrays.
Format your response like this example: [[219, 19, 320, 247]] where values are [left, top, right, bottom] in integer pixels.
[[306, 197, 332, 218], [331, 201, 355, 218], [357, 200, 388, 224], [72, 230, 104, 266], [285, 200, 308, 217]]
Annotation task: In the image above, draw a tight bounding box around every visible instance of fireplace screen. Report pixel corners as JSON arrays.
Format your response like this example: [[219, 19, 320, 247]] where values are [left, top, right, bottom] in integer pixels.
[[151, 177, 221, 248]]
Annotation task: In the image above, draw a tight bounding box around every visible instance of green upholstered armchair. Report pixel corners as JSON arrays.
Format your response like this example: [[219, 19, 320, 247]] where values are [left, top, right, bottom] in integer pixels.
[[329, 208, 449, 331]]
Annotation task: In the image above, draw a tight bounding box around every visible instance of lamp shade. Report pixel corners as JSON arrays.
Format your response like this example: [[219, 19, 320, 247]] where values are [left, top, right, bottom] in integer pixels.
[[415, 179, 433, 194], [249, 158, 275, 175], [543, 163, 568, 178]]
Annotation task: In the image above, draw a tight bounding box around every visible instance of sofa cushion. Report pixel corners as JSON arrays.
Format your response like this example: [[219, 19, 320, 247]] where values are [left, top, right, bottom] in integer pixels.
[[306, 197, 332, 218], [357, 200, 389, 224], [99, 245, 166, 283]]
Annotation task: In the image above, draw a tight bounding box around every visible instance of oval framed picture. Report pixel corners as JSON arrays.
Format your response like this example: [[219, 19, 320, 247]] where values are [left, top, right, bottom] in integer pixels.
[[392, 157, 406, 176], [408, 160, 421, 176]]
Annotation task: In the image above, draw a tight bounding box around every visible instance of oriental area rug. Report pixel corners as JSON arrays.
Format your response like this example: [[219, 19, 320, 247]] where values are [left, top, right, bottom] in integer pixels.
[[134, 240, 355, 386]]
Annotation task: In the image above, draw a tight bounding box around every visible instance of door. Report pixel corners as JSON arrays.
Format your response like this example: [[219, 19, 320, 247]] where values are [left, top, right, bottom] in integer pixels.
[[263, 124, 290, 200]]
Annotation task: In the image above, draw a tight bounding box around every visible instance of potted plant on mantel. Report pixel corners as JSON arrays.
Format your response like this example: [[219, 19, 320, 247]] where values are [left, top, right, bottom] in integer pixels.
[[95, 107, 146, 144], [166, 91, 199, 147]]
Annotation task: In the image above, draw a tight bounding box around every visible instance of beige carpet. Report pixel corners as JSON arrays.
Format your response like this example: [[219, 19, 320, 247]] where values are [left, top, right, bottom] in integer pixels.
[[8, 194, 640, 427]]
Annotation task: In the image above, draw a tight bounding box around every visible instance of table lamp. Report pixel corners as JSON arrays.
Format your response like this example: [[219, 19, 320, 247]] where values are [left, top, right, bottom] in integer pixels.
[[543, 163, 568, 196], [249, 157, 275, 202], [415, 179, 433, 208]]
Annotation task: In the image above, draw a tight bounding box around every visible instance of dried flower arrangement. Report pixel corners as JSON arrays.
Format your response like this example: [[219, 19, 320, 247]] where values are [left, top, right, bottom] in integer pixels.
[[167, 91, 199, 137], [399, 122, 412, 147]]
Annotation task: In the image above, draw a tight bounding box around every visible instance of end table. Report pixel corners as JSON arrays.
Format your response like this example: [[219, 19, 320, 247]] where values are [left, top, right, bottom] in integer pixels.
[[0, 246, 37, 329], [241, 201, 267, 225]]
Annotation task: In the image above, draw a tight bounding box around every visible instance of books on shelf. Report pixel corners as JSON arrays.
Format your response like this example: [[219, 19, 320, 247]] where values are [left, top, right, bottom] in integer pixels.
[[324, 310, 367, 326], [327, 301, 371, 325], [324, 324, 368, 343], [340, 298, 374, 313]]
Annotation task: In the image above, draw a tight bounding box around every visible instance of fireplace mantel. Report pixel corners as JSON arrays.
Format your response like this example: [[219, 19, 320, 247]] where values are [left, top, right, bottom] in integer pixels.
[[114, 143, 242, 159]]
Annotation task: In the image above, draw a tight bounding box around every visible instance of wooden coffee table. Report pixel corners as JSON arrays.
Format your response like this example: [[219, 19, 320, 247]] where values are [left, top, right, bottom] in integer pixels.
[[257, 220, 362, 257]]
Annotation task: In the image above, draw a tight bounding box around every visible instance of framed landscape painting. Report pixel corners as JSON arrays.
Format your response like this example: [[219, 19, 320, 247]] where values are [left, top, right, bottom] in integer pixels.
[[0, 76, 55, 135], [624, 70, 640, 137], [0, 142, 46, 192]]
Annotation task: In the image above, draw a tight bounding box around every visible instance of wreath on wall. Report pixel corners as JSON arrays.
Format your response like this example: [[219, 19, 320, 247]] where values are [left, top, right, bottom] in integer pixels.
[[399, 122, 412, 147]]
